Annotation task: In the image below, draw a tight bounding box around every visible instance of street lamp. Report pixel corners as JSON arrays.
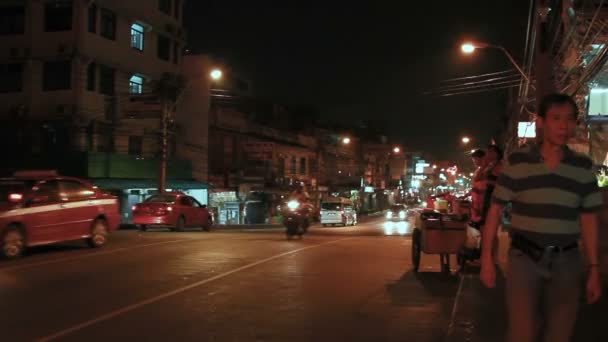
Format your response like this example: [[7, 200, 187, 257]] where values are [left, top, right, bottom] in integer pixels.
[[393, 146, 401, 154], [461, 136, 470, 144], [460, 41, 531, 86], [210, 69, 223, 80], [342, 137, 351, 145]]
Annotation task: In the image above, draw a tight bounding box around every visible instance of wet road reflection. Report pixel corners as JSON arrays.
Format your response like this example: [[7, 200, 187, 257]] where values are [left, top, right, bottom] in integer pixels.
[[382, 221, 412, 236]]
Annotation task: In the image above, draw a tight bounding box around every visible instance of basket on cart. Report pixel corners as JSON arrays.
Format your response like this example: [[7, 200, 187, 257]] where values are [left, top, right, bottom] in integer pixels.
[[411, 211, 467, 273]]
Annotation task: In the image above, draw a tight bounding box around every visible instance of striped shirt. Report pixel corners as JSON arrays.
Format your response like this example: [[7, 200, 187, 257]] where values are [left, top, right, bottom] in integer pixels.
[[492, 144, 603, 246]]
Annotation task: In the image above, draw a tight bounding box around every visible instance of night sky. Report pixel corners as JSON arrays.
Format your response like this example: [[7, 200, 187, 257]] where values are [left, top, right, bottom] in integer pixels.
[[184, 1, 531, 160]]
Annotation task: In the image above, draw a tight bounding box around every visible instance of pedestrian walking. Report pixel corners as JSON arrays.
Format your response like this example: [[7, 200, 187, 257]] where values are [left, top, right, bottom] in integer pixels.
[[480, 93, 603, 342]]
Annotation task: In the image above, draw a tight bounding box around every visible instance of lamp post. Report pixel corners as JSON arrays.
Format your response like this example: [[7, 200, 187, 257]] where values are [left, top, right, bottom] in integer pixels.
[[210, 69, 223, 81], [461, 136, 470, 144], [461, 42, 532, 87]]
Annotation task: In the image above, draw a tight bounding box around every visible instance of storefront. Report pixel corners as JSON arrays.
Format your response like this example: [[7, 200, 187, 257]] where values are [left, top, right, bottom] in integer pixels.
[[91, 178, 211, 224]]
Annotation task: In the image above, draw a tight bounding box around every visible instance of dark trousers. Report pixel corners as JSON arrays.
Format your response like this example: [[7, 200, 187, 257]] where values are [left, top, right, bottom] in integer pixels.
[[506, 247, 582, 342]]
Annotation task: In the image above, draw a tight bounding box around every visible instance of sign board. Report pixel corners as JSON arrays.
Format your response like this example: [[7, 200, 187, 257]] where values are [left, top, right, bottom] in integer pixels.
[[518, 122, 536, 138], [415, 162, 430, 174], [242, 142, 274, 160]]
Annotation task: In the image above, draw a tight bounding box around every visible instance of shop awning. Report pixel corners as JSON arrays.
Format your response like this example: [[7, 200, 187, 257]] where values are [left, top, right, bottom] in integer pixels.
[[90, 178, 212, 190]]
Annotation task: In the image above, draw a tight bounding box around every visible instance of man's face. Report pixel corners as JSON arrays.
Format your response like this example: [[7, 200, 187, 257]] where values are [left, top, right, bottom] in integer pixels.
[[486, 150, 497, 163], [472, 156, 483, 167], [537, 103, 577, 146]]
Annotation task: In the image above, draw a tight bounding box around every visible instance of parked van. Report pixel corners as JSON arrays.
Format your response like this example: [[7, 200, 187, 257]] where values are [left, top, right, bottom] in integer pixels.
[[320, 197, 357, 227]]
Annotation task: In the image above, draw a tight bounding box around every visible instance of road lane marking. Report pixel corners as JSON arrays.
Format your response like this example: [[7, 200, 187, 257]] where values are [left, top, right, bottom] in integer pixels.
[[0, 239, 188, 272], [445, 273, 468, 340], [37, 237, 353, 342]]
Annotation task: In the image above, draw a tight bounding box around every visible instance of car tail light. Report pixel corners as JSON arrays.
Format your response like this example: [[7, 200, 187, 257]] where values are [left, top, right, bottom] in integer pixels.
[[8, 193, 23, 202]]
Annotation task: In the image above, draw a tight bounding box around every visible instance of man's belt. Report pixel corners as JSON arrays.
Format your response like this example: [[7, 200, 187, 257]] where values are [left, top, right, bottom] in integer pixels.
[[511, 233, 578, 263]]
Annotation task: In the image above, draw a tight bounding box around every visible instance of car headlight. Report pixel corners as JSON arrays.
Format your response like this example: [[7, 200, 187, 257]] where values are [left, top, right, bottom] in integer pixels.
[[287, 200, 300, 210], [399, 211, 406, 219], [386, 211, 393, 219]]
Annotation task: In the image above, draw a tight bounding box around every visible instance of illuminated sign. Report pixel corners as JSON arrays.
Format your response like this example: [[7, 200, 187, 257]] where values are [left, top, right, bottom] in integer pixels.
[[415, 162, 430, 174], [518, 122, 536, 138]]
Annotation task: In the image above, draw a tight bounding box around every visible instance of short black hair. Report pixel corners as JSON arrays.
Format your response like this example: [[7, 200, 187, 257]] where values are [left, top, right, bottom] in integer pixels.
[[471, 149, 486, 158], [538, 93, 578, 119], [487, 144, 503, 160]]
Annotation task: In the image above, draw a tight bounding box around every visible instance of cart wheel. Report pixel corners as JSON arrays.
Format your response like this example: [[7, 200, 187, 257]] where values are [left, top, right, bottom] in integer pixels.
[[457, 249, 466, 273], [441, 254, 451, 273], [412, 229, 421, 272]]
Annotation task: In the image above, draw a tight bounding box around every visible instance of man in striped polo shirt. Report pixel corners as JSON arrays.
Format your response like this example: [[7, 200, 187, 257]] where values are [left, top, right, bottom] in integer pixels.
[[480, 93, 603, 342]]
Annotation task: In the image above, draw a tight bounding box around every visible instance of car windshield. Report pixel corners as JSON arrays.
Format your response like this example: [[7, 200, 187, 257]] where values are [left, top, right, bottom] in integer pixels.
[[390, 205, 405, 211], [322, 203, 341, 210], [145, 195, 177, 203], [0, 180, 33, 203]]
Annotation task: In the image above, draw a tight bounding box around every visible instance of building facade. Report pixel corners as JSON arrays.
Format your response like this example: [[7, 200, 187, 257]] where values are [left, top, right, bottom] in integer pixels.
[[0, 0, 211, 222]]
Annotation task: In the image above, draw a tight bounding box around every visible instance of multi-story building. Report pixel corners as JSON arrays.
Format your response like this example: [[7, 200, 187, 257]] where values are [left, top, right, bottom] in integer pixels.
[[0, 0, 210, 221]]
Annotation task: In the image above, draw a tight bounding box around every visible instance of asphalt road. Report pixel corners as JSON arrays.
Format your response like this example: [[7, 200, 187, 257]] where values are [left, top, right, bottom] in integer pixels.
[[0, 218, 463, 342]]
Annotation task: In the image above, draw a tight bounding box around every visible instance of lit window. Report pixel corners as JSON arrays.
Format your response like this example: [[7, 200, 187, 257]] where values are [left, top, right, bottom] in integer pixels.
[[129, 75, 144, 94], [131, 23, 144, 51]]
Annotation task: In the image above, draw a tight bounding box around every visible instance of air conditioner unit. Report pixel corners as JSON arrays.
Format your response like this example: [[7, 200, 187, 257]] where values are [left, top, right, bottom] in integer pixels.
[[8, 47, 29, 59], [56, 104, 75, 116], [57, 44, 73, 56]]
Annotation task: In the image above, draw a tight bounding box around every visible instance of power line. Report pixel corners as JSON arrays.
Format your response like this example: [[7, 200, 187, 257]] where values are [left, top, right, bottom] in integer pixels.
[[424, 80, 521, 96], [438, 70, 517, 83], [423, 76, 521, 95], [432, 84, 520, 97]]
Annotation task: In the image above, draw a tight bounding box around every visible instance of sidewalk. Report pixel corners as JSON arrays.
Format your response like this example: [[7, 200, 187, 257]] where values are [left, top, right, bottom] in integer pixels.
[[447, 240, 608, 342]]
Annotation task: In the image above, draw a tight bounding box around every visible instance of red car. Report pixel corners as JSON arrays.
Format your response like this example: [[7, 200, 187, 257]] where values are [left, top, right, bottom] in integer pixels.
[[0, 171, 121, 259], [132, 192, 212, 232]]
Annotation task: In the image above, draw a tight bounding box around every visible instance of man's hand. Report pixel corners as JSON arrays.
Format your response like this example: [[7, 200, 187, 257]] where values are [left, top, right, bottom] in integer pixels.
[[480, 258, 496, 288], [587, 268, 602, 304]]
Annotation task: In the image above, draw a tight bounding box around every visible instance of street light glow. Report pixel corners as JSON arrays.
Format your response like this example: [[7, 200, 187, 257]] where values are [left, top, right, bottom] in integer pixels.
[[461, 43, 476, 54], [210, 69, 223, 80], [393, 146, 400, 153], [432, 165, 437, 169], [342, 137, 351, 145], [462, 136, 470, 144]]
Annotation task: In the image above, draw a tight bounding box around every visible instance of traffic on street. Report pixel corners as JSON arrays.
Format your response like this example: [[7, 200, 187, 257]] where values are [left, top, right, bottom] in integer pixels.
[[0, 218, 466, 342]]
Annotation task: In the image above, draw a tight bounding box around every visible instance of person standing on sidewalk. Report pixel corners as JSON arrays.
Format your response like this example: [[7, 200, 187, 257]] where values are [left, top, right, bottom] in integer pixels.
[[470, 149, 488, 226], [480, 93, 603, 342]]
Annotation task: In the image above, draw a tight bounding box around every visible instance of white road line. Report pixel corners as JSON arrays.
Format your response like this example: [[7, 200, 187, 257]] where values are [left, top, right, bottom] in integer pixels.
[[0, 239, 188, 272], [37, 237, 353, 342], [445, 273, 467, 340]]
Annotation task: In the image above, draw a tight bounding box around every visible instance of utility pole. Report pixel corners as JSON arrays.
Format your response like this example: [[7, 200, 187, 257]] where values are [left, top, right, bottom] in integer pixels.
[[534, 1, 555, 108], [159, 98, 168, 193], [155, 73, 186, 194]]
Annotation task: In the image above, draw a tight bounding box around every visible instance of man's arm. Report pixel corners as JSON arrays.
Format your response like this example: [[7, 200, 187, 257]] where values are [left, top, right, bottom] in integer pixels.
[[481, 202, 503, 262], [581, 211, 602, 304], [580, 212, 600, 266]]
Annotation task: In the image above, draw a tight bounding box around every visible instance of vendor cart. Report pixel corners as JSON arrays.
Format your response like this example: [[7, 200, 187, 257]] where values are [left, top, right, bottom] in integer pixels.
[[410, 209, 467, 273]]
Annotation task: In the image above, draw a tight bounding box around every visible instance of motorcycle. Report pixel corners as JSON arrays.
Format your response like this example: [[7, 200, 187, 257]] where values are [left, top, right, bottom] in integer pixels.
[[282, 200, 312, 239]]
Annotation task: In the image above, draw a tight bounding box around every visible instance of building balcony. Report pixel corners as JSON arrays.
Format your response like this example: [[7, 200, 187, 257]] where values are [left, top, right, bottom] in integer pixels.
[[123, 94, 162, 119]]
